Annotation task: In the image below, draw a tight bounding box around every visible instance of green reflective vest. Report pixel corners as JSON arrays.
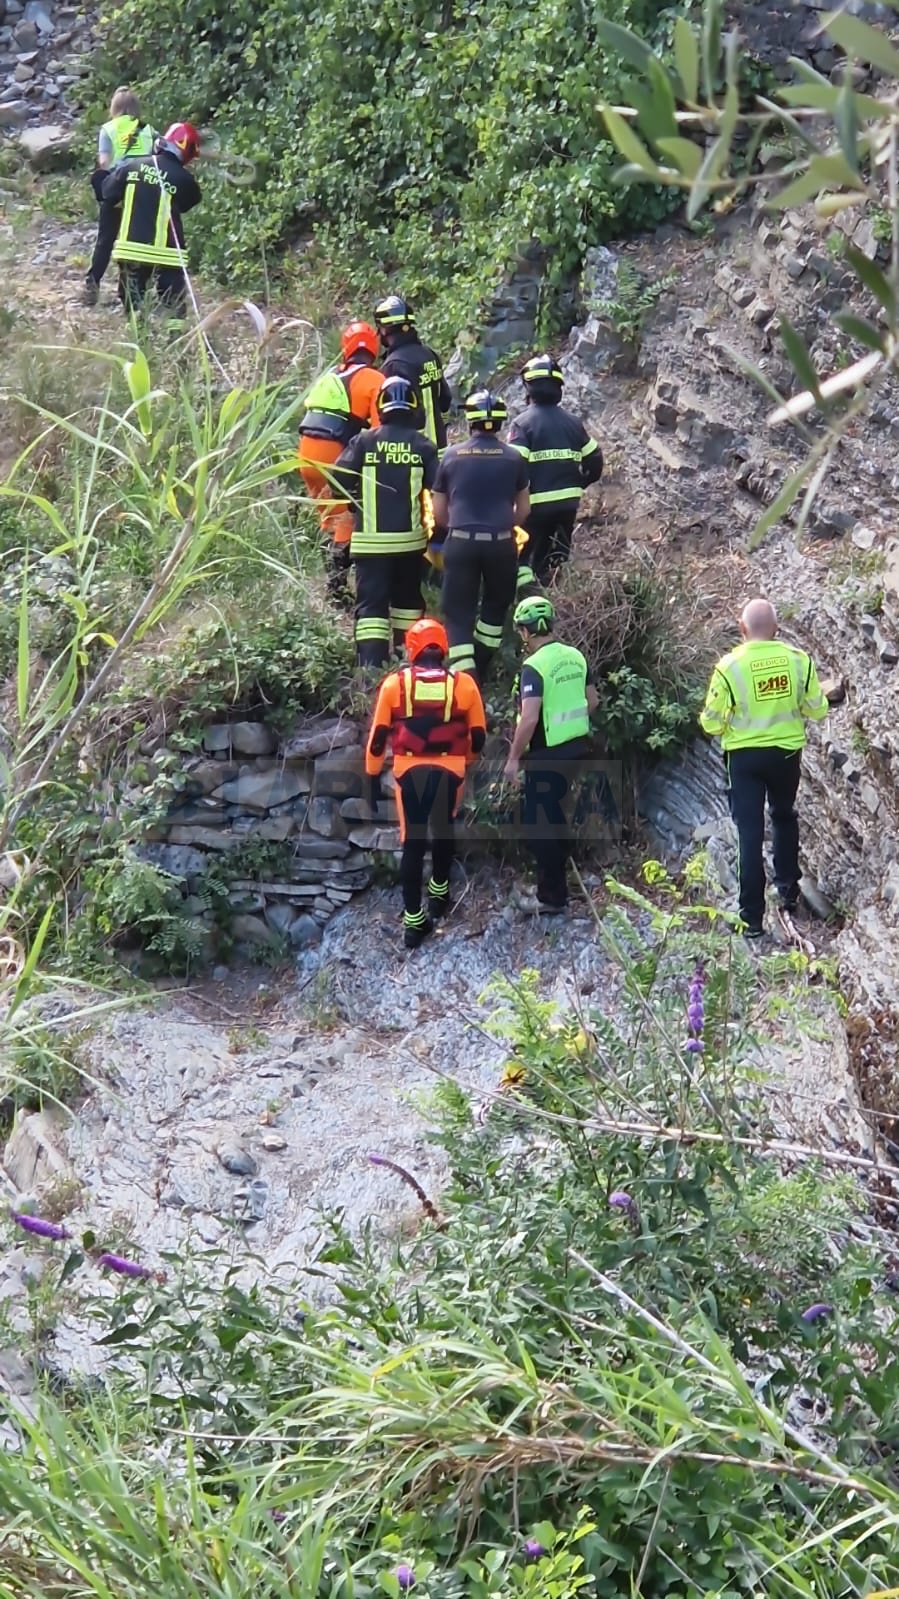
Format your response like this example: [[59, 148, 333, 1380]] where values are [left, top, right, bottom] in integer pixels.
[[522, 640, 591, 747], [700, 638, 827, 752], [102, 115, 155, 165]]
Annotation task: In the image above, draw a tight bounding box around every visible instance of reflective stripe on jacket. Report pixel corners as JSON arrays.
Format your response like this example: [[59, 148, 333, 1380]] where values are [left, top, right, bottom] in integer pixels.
[[105, 150, 201, 267], [507, 401, 602, 506], [700, 638, 828, 752], [521, 640, 591, 747]]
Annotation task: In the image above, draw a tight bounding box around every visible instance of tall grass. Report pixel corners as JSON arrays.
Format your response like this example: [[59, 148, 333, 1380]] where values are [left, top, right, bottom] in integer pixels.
[[1, 892, 898, 1596]]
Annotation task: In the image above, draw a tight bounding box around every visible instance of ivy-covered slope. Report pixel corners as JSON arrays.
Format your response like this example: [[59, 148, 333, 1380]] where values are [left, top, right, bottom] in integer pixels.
[[93, 0, 680, 340]]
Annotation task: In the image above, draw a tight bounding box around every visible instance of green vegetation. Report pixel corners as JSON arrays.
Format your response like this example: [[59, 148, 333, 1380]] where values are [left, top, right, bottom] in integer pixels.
[[592, 261, 679, 346], [92, 0, 683, 344], [2, 883, 898, 1595], [596, 0, 899, 544], [0, 310, 345, 969]]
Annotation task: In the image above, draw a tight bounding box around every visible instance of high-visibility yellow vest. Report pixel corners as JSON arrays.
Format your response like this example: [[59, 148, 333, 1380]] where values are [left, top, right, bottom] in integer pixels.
[[700, 638, 826, 752], [102, 115, 155, 165]]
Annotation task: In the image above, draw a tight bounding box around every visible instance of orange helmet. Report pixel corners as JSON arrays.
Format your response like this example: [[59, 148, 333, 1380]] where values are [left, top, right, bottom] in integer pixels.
[[406, 618, 448, 661], [164, 122, 201, 163], [341, 320, 379, 363]]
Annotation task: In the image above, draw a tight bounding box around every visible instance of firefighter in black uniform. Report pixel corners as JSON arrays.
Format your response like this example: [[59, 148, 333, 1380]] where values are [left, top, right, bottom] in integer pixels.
[[431, 391, 530, 683], [507, 354, 603, 582], [333, 376, 439, 669], [374, 295, 452, 453], [102, 121, 202, 311]]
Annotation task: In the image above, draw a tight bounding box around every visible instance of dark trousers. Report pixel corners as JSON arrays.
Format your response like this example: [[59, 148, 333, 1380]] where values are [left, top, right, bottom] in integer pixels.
[[726, 745, 802, 929], [525, 504, 577, 580], [353, 550, 423, 668], [118, 263, 188, 312], [522, 743, 584, 907], [88, 170, 121, 286], [397, 767, 461, 914], [442, 530, 518, 681]]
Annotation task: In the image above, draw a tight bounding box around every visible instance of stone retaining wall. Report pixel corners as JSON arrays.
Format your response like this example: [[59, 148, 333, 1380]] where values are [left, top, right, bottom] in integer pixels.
[[138, 715, 396, 951]]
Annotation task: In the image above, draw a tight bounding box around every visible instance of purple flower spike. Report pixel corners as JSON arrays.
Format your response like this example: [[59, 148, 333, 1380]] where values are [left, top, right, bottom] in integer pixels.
[[368, 1153, 387, 1167], [394, 1565, 415, 1590], [685, 1039, 704, 1054], [609, 1191, 633, 1210], [523, 1539, 546, 1561], [11, 1212, 71, 1241], [802, 1302, 834, 1323], [96, 1253, 153, 1280], [687, 1004, 705, 1031], [269, 1509, 286, 1525]]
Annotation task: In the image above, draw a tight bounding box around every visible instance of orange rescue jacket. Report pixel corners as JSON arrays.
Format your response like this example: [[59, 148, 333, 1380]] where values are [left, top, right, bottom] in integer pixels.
[[365, 664, 486, 780]]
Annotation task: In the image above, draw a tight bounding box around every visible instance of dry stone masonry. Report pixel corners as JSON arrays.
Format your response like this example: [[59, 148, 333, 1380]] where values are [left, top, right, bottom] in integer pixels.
[[139, 715, 400, 951]]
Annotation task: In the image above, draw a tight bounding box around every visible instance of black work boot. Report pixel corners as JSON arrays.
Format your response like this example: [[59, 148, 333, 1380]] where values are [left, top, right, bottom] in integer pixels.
[[403, 912, 434, 950], [427, 879, 451, 920], [356, 642, 390, 670], [82, 274, 100, 307], [473, 641, 493, 685]]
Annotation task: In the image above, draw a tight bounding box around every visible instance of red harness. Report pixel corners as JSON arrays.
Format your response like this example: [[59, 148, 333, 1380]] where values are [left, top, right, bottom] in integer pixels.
[[391, 666, 470, 758]]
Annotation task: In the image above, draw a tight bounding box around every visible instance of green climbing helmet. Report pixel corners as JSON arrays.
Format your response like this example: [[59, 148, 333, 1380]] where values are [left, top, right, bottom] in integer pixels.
[[513, 595, 555, 635]]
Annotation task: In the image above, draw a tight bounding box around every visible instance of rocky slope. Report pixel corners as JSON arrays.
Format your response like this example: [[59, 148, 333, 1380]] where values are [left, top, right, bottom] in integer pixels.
[[2, 0, 899, 1408], [0, 0, 90, 150], [560, 200, 899, 1130]]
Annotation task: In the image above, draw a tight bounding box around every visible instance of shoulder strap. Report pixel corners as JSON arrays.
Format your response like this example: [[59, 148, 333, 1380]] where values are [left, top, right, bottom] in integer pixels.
[[401, 666, 413, 717]]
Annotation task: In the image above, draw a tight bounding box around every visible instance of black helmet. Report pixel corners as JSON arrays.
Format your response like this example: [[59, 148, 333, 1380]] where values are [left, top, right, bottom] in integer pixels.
[[522, 353, 564, 395], [464, 390, 508, 433], [374, 295, 415, 337], [377, 375, 418, 419]]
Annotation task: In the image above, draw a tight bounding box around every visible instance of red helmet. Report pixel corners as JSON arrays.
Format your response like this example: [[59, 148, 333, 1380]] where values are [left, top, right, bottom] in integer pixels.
[[341, 320, 379, 363], [164, 122, 201, 163], [406, 618, 448, 662]]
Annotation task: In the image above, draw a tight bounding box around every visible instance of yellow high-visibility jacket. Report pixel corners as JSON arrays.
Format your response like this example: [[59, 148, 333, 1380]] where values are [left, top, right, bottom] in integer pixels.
[[700, 638, 828, 752]]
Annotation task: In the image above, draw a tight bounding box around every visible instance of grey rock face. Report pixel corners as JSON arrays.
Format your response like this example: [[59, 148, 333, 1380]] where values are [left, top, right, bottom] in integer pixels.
[[213, 769, 308, 811], [282, 718, 359, 760], [230, 722, 278, 757]]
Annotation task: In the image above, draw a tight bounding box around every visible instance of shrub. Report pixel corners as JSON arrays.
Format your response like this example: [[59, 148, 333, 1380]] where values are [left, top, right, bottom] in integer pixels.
[[69, 852, 210, 972], [551, 564, 710, 761], [91, 0, 683, 341], [129, 590, 354, 728]]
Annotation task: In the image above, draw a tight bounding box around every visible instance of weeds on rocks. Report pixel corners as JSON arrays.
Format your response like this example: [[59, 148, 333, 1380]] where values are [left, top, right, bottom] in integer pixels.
[[2, 892, 898, 1595]]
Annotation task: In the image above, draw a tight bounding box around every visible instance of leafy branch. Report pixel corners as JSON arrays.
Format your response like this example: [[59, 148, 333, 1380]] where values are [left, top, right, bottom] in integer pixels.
[[596, 0, 899, 542]]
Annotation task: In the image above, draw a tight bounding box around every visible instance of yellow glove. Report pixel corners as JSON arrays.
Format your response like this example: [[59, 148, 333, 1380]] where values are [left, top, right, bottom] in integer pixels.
[[422, 489, 436, 537], [422, 489, 445, 569], [514, 525, 529, 555]]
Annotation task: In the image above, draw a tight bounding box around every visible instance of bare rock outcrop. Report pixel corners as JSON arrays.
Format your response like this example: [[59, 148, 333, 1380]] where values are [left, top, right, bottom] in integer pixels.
[[562, 200, 899, 1054]]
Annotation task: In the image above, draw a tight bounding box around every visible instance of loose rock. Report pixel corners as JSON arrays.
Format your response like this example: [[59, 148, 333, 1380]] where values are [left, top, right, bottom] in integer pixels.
[[217, 1143, 258, 1178]]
